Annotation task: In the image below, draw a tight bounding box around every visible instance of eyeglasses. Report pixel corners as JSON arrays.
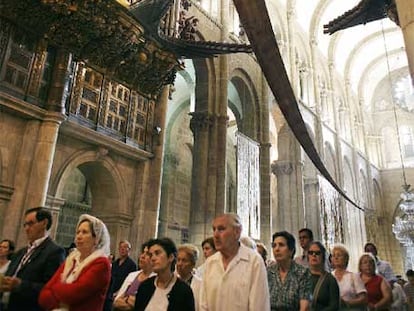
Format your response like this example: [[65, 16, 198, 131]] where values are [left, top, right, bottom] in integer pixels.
[[308, 251, 322, 256], [23, 220, 38, 228]]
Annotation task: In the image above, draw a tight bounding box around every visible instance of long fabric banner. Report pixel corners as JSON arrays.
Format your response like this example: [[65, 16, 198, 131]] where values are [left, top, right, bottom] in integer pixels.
[[232, 0, 363, 211]]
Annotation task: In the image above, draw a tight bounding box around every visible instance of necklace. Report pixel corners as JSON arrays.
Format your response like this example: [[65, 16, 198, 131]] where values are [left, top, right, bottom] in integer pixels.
[[157, 273, 174, 289]]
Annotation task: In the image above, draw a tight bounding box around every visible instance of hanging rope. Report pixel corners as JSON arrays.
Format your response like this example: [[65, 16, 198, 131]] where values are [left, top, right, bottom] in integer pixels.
[[381, 20, 409, 189]]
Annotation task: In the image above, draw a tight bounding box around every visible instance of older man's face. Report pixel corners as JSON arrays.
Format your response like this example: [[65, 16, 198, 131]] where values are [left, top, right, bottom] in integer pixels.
[[212, 216, 240, 253]]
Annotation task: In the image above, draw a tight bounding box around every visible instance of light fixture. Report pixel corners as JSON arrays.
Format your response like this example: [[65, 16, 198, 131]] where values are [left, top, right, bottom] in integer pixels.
[[393, 184, 414, 246], [153, 126, 162, 135]]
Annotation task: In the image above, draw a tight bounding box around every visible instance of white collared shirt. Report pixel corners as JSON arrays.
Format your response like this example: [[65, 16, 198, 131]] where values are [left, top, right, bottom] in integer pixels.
[[200, 244, 270, 311]]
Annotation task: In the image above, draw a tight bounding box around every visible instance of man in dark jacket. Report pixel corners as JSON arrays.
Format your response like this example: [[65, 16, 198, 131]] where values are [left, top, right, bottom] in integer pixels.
[[0, 207, 65, 311]]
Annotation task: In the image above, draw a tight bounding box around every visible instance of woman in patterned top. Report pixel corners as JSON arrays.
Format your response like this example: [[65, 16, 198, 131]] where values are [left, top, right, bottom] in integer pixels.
[[267, 231, 312, 310]]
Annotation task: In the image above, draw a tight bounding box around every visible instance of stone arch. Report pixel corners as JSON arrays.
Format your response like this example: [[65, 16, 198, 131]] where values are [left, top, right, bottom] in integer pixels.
[[309, 0, 330, 42], [193, 58, 215, 112], [50, 148, 128, 249], [229, 68, 260, 139], [278, 123, 301, 161], [52, 149, 126, 208]]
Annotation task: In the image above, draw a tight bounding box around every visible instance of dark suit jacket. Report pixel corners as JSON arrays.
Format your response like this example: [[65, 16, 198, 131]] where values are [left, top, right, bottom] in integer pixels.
[[4, 237, 65, 311]]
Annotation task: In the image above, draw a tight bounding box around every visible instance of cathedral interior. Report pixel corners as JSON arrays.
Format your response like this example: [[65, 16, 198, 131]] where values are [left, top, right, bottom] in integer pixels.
[[0, 0, 413, 274]]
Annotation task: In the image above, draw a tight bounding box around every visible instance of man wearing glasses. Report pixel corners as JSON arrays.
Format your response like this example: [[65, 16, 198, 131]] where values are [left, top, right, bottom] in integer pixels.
[[0, 207, 65, 311]]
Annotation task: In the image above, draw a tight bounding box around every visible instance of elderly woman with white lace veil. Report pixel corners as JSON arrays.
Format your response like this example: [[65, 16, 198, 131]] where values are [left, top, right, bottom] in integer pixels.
[[39, 214, 111, 311]]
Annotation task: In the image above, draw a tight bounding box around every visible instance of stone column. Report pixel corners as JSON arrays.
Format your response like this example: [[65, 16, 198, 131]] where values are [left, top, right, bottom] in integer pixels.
[[4, 49, 69, 245], [24, 114, 64, 208], [24, 49, 71, 207], [132, 86, 169, 248], [213, 114, 228, 215], [286, 3, 298, 93], [8, 113, 64, 247], [213, 0, 230, 216], [260, 142, 272, 244], [189, 111, 211, 243], [271, 159, 304, 235], [395, 0, 414, 84], [259, 77, 272, 245]]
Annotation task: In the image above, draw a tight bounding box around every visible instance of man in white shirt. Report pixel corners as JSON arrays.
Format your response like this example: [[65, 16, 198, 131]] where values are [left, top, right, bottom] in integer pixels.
[[200, 213, 270, 311]]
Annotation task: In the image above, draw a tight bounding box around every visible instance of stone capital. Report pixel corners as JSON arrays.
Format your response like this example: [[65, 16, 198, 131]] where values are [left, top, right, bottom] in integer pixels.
[[189, 111, 211, 132], [271, 160, 294, 176]]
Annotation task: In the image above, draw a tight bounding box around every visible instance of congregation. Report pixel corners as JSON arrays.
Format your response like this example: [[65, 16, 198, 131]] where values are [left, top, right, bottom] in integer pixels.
[[0, 207, 413, 311]]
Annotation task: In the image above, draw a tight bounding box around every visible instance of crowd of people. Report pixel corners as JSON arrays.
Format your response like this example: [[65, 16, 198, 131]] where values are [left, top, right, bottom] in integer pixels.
[[0, 207, 413, 310]]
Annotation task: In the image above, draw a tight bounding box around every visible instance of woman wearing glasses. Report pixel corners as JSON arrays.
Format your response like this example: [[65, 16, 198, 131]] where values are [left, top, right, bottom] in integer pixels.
[[267, 231, 312, 310], [308, 241, 340, 310], [331, 244, 367, 310]]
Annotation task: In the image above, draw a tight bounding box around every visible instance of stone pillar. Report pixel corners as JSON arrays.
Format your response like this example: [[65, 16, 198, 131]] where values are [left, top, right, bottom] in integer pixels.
[[260, 142, 272, 244], [259, 77, 272, 245], [4, 48, 69, 245], [395, 0, 414, 84], [286, 3, 299, 93], [24, 114, 64, 208], [214, 0, 230, 216], [271, 159, 304, 235], [6, 113, 64, 247], [189, 111, 211, 243], [213, 114, 228, 215], [132, 86, 169, 248]]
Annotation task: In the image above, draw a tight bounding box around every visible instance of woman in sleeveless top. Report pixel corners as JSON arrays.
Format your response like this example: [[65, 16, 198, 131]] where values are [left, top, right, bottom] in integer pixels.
[[359, 253, 392, 311]]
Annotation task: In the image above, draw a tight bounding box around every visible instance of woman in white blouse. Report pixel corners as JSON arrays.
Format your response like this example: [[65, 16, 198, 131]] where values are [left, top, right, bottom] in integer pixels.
[[331, 244, 367, 310], [113, 241, 155, 310]]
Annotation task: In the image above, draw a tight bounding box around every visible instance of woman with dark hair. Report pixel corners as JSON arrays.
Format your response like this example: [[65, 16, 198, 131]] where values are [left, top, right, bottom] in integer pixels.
[[113, 241, 155, 310], [267, 231, 312, 310], [308, 241, 340, 310], [134, 237, 195, 311], [196, 237, 216, 278], [0, 239, 15, 274], [39, 214, 111, 311], [201, 237, 215, 259]]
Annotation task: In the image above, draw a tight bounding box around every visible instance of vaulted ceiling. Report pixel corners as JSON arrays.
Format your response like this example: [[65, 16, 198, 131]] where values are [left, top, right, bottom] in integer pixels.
[[268, 0, 409, 114]]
